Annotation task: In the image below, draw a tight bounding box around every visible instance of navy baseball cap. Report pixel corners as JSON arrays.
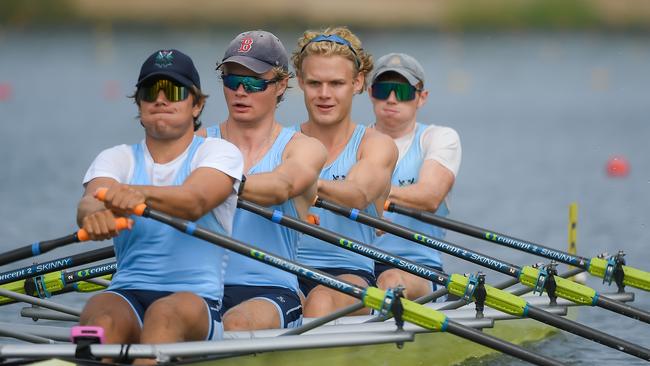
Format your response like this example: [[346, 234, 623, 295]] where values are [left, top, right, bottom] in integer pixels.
[[137, 49, 201, 89], [217, 31, 289, 74]]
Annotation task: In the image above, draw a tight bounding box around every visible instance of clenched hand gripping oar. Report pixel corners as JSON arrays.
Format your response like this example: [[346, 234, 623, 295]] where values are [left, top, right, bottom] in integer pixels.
[[93, 189, 564, 366], [238, 199, 650, 361], [384, 201, 650, 293], [315, 198, 650, 325], [0, 218, 130, 267]]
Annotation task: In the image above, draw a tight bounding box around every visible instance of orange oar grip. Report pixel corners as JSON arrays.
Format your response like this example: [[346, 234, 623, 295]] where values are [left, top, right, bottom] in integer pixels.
[[94, 187, 108, 201], [133, 204, 147, 216], [307, 214, 320, 226], [384, 200, 392, 211], [77, 217, 133, 242], [94, 187, 147, 216]]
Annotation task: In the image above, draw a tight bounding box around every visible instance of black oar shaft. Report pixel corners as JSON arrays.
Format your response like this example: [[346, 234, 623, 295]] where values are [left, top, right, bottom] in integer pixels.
[[238, 199, 450, 284], [242, 200, 650, 361], [444, 321, 562, 366], [316, 198, 522, 277], [0, 246, 114, 286], [142, 207, 564, 366], [596, 296, 649, 323], [387, 203, 591, 268], [146, 208, 366, 299], [528, 306, 650, 361], [317, 198, 650, 325], [526, 306, 650, 360], [0, 234, 79, 267]]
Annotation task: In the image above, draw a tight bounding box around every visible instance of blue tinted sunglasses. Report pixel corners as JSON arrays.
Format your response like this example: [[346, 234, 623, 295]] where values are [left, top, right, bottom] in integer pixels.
[[221, 74, 279, 93]]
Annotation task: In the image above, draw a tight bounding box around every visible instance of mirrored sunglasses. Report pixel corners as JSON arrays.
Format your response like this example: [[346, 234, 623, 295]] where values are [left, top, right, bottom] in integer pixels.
[[371, 82, 420, 102], [137, 79, 190, 103], [221, 74, 278, 93]]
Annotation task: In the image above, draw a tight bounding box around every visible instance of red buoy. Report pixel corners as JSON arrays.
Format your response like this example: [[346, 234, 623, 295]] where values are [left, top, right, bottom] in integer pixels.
[[103, 80, 121, 100], [0, 83, 13, 101], [606, 156, 630, 178]]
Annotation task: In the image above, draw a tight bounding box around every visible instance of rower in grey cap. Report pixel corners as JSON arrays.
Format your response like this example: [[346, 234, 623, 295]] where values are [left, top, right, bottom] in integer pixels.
[[197, 31, 326, 331], [369, 52, 462, 301]]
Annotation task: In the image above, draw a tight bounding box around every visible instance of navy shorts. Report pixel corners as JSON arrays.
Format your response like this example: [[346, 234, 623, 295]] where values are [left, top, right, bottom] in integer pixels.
[[222, 285, 303, 328], [298, 268, 376, 297], [108, 289, 223, 340]]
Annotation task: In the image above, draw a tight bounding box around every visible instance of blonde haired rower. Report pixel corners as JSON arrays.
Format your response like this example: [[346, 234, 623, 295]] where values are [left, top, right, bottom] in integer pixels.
[[292, 27, 398, 317]]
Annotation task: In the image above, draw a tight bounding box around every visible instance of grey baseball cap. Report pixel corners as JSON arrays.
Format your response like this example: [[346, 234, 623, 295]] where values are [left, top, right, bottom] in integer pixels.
[[217, 30, 289, 74], [370, 53, 425, 87]]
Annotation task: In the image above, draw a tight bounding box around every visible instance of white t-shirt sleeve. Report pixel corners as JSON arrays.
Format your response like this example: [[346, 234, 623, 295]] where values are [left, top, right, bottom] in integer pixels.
[[82, 144, 134, 185], [192, 138, 244, 192], [420, 125, 462, 177]]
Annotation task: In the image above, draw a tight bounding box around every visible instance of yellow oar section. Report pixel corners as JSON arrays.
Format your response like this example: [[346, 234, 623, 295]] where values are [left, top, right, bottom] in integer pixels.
[[0, 263, 115, 305], [384, 200, 650, 292]]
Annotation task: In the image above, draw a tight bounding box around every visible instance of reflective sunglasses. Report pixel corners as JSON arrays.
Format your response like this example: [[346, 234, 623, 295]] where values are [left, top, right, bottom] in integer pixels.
[[371, 82, 421, 102], [221, 74, 278, 93], [137, 79, 190, 103]]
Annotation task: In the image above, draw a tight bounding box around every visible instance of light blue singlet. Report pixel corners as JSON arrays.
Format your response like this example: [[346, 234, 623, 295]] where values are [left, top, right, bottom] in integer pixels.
[[374, 123, 446, 269], [206, 125, 300, 292], [108, 136, 228, 300], [296, 125, 376, 273]]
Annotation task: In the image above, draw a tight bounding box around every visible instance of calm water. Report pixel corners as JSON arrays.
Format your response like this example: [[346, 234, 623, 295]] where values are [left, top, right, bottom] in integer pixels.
[[1, 28, 649, 364]]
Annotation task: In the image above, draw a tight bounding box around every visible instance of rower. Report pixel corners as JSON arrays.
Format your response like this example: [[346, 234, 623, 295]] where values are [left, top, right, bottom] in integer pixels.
[[77, 49, 243, 361], [291, 27, 398, 317], [370, 53, 461, 300], [197, 30, 327, 330]]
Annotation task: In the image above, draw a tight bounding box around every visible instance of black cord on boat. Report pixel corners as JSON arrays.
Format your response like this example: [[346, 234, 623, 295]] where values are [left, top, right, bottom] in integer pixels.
[[116, 343, 132, 364], [613, 250, 626, 293], [474, 272, 487, 319], [544, 262, 558, 306], [74, 339, 99, 361], [390, 286, 406, 349]]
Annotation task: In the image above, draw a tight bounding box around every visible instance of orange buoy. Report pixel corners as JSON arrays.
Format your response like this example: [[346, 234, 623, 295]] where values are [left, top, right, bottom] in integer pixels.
[[606, 155, 630, 178]]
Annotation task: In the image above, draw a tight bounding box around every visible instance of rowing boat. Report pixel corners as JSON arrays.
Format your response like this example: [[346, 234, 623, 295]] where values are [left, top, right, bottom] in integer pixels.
[[2, 201, 648, 365], [4, 291, 620, 366]]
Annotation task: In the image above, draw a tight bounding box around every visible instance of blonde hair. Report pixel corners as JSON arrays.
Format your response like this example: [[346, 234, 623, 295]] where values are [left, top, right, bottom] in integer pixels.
[[292, 26, 373, 92]]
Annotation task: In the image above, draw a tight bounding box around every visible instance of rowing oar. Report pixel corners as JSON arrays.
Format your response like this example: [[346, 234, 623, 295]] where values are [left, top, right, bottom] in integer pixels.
[[93, 191, 563, 366], [0, 246, 114, 286], [384, 201, 650, 293], [237, 199, 650, 361], [0, 261, 116, 305], [0, 218, 130, 267], [315, 198, 650, 325]]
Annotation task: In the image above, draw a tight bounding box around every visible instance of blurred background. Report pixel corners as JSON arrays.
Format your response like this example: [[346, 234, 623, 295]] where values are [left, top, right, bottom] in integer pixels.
[[1, 1, 649, 364]]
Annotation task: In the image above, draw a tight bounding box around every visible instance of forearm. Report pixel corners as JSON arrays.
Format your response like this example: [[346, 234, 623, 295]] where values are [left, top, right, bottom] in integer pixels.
[[239, 173, 292, 206], [388, 184, 445, 212], [135, 185, 212, 221], [317, 179, 372, 209]]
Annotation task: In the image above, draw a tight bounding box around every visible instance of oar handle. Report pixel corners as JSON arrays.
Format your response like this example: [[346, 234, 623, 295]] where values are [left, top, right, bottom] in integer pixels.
[[94, 187, 148, 216], [76, 217, 132, 242]]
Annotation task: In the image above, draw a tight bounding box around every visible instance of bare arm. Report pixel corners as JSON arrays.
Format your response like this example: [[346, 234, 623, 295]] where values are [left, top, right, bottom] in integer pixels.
[[241, 134, 327, 206], [317, 129, 398, 209], [131, 167, 235, 221], [388, 159, 455, 212]]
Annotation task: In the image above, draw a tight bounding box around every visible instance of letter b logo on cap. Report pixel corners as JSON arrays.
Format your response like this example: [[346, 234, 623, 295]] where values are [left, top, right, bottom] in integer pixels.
[[238, 37, 254, 53]]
